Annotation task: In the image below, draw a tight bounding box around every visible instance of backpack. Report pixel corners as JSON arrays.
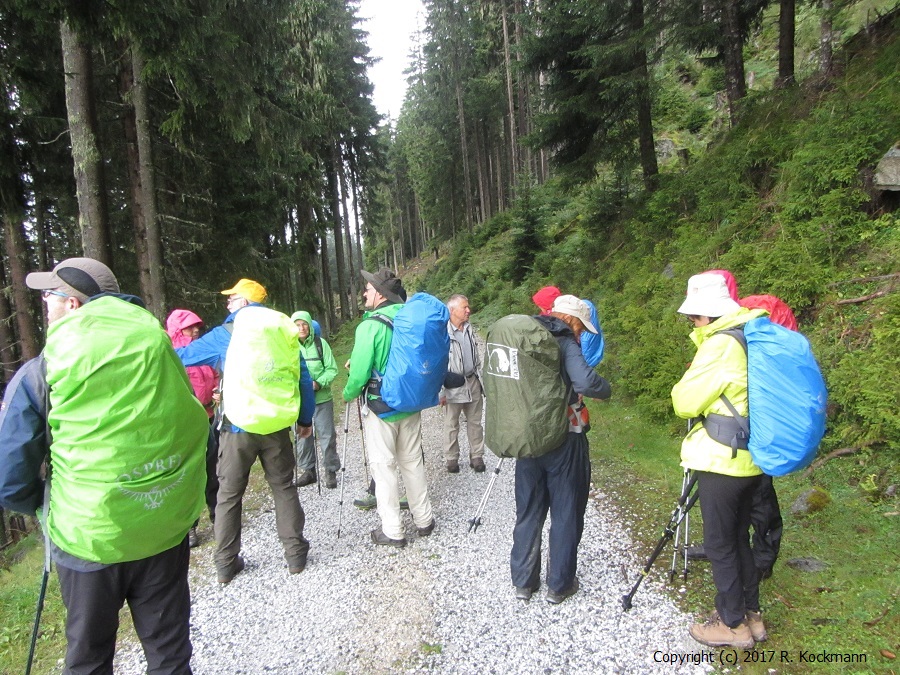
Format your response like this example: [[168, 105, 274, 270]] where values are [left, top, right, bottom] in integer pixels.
[[580, 299, 605, 367], [223, 306, 301, 434], [483, 315, 570, 459], [716, 317, 827, 476], [739, 294, 798, 331], [367, 293, 450, 416]]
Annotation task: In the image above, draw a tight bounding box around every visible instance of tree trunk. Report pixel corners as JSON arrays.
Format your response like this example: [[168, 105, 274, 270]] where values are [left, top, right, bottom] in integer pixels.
[[3, 215, 40, 361], [314, 204, 335, 333], [501, 0, 518, 182], [473, 119, 490, 223], [328, 148, 349, 321], [720, 0, 747, 125], [348, 151, 365, 275], [629, 0, 659, 190], [0, 260, 17, 385], [776, 0, 796, 87], [819, 0, 834, 78], [133, 47, 165, 317], [454, 81, 474, 232], [60, 19, 112, 266], [337, 155, 358, 317]]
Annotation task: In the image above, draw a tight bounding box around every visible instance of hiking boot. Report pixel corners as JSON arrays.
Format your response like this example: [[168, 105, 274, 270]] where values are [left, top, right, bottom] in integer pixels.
[[689, 611, 755, 650], [745, 610, 768, 642], [515, 586, 536, 602], [288, 559, 307, 575], [546, 578, 580, 605], [446, 459, 459, 473], [399, 496, 409, 510], [324, 471, 338, 489], [354, 493, 377, 510], [470, 457, 486, 473], [416, 519, 436, 537], [295, 469, 316, 487], [188, 526, 200, 549], [370, 527, 407, 548], [217, 556, 245, 584]]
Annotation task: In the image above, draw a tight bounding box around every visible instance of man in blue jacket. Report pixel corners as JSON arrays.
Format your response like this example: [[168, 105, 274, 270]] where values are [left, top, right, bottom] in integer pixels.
[[176, 278, 316, 583]]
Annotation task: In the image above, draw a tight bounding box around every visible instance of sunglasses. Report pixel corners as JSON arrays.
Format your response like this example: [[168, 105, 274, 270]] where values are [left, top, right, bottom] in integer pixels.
[[41, 289, 69, 299]]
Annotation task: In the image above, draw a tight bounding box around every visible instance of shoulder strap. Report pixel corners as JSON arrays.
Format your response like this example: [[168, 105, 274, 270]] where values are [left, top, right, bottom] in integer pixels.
[[716, 325, 747, 354], [314, 336, 324, 363], [366, 313, 394, 330]]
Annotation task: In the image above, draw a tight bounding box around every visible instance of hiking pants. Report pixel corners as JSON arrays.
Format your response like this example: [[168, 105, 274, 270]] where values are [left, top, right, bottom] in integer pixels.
[[696, 470, 763, 627], [215, 427, 310, 570], [443, 376, 484, 462], [57, 538, 192, 675], [751, 474, 782, 577], [296, 399, 340, 473], [510, 432, 591, 594], [365, 410, 433, 539]]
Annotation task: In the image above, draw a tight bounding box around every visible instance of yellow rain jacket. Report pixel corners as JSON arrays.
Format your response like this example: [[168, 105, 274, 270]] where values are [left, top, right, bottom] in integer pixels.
[[671, 307, 767, 477]]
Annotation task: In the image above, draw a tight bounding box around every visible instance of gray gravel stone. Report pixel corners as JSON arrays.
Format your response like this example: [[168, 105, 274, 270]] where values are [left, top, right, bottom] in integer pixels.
[[114, 405, 710, 674]]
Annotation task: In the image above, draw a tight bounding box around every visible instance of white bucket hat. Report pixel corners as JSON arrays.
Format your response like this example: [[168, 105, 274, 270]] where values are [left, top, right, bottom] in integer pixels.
[[551, 294, 599, 333], [677, 273, 741, 317]]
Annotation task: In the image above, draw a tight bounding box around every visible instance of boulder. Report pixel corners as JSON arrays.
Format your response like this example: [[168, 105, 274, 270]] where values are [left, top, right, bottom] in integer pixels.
[[874, 143, 900, 191], [790, 486, 832, 516]]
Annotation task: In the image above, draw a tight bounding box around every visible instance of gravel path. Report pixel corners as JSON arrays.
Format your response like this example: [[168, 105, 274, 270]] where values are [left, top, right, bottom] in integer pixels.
[[115, 405, 710, 674]]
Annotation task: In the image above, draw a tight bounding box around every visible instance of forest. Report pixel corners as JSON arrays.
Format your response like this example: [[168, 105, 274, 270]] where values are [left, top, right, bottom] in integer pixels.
[[2, 0, 898, 455]]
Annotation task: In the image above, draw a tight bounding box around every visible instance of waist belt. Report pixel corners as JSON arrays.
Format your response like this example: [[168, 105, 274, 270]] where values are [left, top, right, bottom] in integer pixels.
[[701, 412, 749, 458]]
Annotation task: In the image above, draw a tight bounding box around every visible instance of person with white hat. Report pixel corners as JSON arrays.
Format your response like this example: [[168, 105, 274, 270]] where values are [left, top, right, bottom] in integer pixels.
[[671, 273, 769, 649]]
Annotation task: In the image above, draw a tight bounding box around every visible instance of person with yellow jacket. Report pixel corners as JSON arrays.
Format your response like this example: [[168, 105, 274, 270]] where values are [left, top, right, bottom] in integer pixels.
[[672, 273, 768, 650]]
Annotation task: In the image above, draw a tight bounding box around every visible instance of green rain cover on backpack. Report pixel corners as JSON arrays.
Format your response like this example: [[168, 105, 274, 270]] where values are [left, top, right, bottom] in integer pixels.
[[224, 305, 301, 434], [484, 315, 569, 458], [43, 297, 208, 563]]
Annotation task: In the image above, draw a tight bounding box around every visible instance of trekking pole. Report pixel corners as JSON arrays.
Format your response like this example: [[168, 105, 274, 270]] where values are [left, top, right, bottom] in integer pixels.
[[467, 457, 505, 533], [336, 401, 351, 538], [26, 480, 52, 675], [669, 469, 691, 582], [621, 471, 699, 611], [312, 423, 321, 497], [356, 399, 370, 487]]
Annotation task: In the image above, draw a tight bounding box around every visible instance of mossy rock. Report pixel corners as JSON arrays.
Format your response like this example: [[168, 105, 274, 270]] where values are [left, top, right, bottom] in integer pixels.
[[790, 487, 832, 516]]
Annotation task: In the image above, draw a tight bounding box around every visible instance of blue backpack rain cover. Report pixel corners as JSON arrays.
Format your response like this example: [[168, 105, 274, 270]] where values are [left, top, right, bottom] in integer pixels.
[[580, 299, 605, 367], [728, 317, 827, 476], [379, 292, 450, 413]]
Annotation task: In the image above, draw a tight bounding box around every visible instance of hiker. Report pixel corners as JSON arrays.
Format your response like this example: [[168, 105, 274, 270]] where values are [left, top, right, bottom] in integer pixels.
[[510, 295, 611, 604], [0, 258, 208, 673], [166, 308, 220, 547], [291, 310, 340, 489], [672, 272, 768, 649], [176, 278, 315, 583], [533, 285, 604, 367], [705, 269, 795, 579], [440, 294, 485, 473], [343, 268, 435, 547]]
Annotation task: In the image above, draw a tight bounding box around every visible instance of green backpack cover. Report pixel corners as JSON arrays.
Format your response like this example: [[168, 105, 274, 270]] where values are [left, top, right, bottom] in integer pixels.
[[224, 305, 301, 434], [484, 315, 569, 458], [44, 297, 207, 563]]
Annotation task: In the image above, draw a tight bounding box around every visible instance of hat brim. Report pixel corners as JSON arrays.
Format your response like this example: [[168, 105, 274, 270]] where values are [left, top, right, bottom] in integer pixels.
[[581, 318, 599, 334], [677, 296, 740, 317], [25, 271, 60, 291], [361, 270, 405, 305]]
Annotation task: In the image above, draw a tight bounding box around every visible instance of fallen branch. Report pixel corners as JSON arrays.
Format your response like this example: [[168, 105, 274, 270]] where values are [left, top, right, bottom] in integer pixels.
[[804, 447, 859, 476], [836, 290, 890, 305], [828, 272, 900, 287]]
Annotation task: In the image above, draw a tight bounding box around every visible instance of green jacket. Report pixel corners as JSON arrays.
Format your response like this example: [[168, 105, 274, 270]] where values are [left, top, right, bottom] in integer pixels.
[[292, 310, 337, 405], [671, 307, 766, 478], [44, 297, 207, 563], [342, 302, 411, 422]]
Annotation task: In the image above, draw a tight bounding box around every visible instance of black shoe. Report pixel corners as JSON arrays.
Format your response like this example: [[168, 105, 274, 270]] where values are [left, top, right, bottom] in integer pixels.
[[288, 559, 307, 575], [515, 586, 536, 601], [685, 544, 708, 561], [325, 471, 338, 489], [188, 526, 200, 549], [446, 459, 460, 473], [370, 527, 407, 548], [469, 457, 486, 472], [546, 578, 580, 605], [417, 519, 436, 537], [295, 470, 316, 487], [217, 556, 245, 584]]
